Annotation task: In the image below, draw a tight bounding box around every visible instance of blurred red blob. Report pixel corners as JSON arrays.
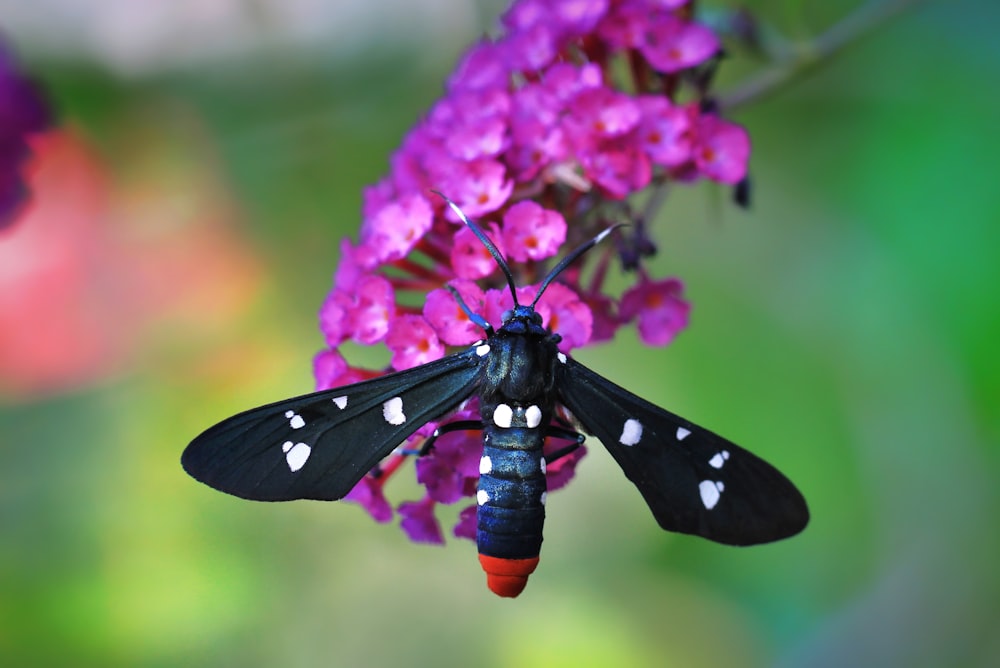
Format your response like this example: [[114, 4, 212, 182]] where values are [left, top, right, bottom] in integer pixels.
[[0, 128, 261, 401]]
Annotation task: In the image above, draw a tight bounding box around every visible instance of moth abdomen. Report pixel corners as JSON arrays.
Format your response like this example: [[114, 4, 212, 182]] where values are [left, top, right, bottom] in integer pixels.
[[475, 406, 549, 597]]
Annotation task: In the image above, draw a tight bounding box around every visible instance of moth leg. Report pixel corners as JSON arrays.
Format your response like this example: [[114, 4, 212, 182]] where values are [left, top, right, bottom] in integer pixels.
[[543, 425, 587, 464], [402, 419, 484, 456]]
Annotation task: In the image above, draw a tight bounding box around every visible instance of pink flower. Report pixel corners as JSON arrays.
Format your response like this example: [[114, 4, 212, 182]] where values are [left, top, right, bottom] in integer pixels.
[[582, 141, 652, 199], [424, 280, 487, 345], [440, 158, 514, 219], [693, 115, 751, 184], [451, 222, 506, 279], [316, 0, 751, 545], [449, 40, 510, 93], [386, 315, 445, 370], [361, 193, 433, 263], [482, 287, 517, 329], [620, 277, 690, 346], [535, 283, 593, 352], [416, 427, 482, 504], [320, 273, 394, 348], [502, 201, 567, 262], [544, 443, 588, 491], [432, 90, 512, 161], [567, 86, 641, 140], [332, 238, 366, 291], [313, 349, 371, 391], [549, 0, 609, 37], [545, 61, 604, 104], [344, 475, 394, 523], [446, 115, 509, 161], [399, 497, 445, 544], [502, 23, 558, 72], [586, 293, 621, 344], [453, 505, 478, 541], [639, 16, 720, 74], [636, 96, 693, 167], [348, 274, 396, 345]]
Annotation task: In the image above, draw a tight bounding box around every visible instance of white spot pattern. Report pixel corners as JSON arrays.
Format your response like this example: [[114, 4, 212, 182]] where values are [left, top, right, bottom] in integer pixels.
[[708, 450, 730, 469], [281, 441, 312, 472], [382, 397, 406, 425], [540, 491, 547, 506], [619, 418, 643, 446], [676, 427, 691, 441], [285, 410, 305, 430], [525, 405, 542, 429], [332, 395, 347, 409], [493, 403, 513, 429], [557, 352, 567, 364], [540, 458, 547, 474], [699, 480, 724, 509], [476, 344, 490, 357], [480, 455, 493, 475], [477, 489, 490, 506]]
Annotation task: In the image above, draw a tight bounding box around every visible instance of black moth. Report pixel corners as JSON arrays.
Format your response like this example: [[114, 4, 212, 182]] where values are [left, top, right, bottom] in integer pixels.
[[183, 196, 809, 597]]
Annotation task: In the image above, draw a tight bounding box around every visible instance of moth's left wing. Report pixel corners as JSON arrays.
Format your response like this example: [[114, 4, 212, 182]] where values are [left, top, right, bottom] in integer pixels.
[[182, 348, 482, 502], [557, 357, 809, 545]]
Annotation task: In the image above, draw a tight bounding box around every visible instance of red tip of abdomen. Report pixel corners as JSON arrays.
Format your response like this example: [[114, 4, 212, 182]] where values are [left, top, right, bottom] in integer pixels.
[[478, 554, 540, 598]]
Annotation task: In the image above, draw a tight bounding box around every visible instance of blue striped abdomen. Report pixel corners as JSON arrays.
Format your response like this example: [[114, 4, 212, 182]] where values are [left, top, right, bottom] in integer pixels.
[[476, 412, 547, 597]]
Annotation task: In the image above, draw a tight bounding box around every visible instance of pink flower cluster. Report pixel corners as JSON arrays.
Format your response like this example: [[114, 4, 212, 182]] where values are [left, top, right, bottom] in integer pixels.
[[316, 0, 749, 543]]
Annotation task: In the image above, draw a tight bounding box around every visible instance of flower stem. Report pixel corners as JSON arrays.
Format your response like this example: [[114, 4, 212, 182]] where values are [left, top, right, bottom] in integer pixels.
[[718, 0, 926, 111]]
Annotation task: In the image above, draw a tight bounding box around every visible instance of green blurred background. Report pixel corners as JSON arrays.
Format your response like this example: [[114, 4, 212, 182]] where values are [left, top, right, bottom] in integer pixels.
[[1, 1, 997, 666]]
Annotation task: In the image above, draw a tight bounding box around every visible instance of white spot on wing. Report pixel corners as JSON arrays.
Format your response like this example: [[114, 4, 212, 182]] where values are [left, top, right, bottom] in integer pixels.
[[540, 458, 547, 474], [382, 397, 406, 425], [493, 403, 513, 429], [525, 405, 542, 429], [699, 480, 723, 509], [332, 395, 347, 410], [284, 410, 305, 430], [477, 489, 490, 506], [540, 491, 547, 506], [557, 352, 567, 364], [619, 419, 643, 446], [479, 455, 493, 475], [283, 441, 312, 472], [676, 427, 691, 441], [709, 450, 730, 469], [476, 344, 490, 357]]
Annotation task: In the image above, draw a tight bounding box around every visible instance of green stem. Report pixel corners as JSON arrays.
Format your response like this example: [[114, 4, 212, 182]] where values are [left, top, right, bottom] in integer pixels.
[[718, 0, 926, 111]]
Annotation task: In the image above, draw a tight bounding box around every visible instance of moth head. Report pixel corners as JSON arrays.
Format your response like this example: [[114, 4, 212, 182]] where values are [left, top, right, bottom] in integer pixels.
[[501, 305, 543, 326]]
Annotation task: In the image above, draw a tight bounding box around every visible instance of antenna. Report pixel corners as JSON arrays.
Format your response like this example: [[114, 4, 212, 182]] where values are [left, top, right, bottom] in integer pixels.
[[432, 191, 623, 311], [433, 191, 520, 307], [530, 225, 624, 308]]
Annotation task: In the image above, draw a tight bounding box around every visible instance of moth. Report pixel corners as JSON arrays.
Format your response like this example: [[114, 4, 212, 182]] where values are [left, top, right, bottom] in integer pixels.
[[183, 196, 809, 597]]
